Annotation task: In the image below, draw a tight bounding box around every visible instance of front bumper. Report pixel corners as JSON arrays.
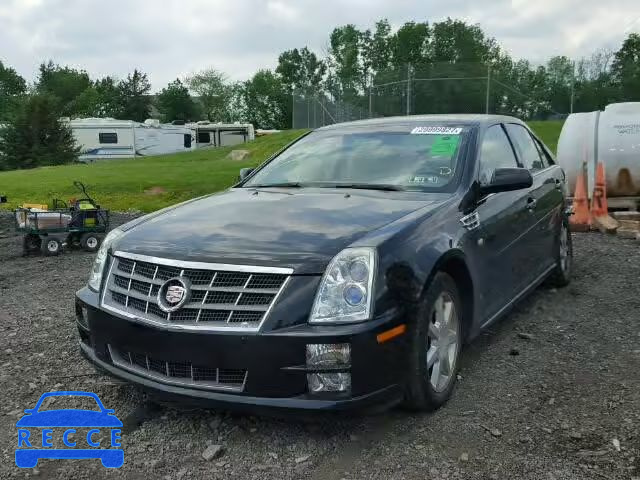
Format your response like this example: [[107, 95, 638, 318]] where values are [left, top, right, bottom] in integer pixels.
[[75, 287, 407, 413]]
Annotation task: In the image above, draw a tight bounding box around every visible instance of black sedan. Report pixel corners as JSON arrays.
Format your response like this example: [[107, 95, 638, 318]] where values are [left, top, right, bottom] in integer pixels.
[[75, 115, 572, 413]]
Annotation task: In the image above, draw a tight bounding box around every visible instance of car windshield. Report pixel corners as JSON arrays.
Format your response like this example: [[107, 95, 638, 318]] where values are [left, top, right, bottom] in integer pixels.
[[243, 125, 468, 191]]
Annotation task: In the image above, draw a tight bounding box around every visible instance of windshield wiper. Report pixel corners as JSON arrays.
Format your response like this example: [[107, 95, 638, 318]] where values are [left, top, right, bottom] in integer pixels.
[[327, 183, 406, 192], [245, 182, 303, 188]]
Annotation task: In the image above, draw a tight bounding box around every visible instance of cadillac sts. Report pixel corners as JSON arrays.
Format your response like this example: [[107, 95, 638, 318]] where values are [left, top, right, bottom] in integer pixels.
[[75, 115, 572, 413]]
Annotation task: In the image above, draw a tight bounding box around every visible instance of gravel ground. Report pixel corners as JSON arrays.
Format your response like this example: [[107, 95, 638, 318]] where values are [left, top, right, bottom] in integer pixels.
[[0, 211, 638, 480]]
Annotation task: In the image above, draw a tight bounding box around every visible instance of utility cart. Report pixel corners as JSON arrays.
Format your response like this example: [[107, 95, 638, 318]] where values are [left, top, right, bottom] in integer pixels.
[[15, 182, 109, 256]]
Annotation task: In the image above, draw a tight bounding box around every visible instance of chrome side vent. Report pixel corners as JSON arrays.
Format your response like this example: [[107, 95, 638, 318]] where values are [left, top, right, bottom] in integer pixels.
[[460, 212, 480, 231]]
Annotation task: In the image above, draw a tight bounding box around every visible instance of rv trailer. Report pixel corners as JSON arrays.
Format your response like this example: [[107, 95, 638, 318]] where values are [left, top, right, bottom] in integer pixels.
[[188, 121, 255, 149], [67, 118, 195, 162]]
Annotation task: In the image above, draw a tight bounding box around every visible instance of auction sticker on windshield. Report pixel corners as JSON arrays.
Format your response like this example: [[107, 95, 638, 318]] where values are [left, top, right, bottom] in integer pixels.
[[430, 135, 460, 156], [410, 126, 462, 135]]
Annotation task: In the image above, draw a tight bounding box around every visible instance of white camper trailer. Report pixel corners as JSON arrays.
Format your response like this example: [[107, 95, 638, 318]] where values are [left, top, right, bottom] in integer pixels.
[[68, 118, 195, 162], [189, 121, 255, 149]]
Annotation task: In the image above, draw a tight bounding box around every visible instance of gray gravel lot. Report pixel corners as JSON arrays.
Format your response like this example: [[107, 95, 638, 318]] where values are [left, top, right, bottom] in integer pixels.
[[0, 211, 638, 480]]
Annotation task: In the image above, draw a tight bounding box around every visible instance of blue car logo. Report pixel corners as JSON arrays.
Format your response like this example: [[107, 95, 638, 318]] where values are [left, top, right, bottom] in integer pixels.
[[15, 391, 123, 468]]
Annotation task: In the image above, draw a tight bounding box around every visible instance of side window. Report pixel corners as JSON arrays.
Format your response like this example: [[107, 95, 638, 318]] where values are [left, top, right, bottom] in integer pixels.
[[505, 124, 545, 171], [183, 134, 192, 148], [99, 132, 118, 144], [532, 137, 553, 168], [479, 125, 518, 185]]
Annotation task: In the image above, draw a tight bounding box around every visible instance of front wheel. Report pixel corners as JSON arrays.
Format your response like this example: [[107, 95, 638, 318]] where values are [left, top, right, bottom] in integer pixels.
[[547, 218, 572, 287], [403, 272, 463, 411]]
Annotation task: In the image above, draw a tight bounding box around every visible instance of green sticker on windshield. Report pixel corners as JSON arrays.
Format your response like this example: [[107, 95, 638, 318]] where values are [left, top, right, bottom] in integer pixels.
[[430, 135, 460, 157]]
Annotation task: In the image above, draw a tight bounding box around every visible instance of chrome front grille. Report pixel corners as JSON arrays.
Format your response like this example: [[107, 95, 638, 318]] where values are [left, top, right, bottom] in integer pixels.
[[108, 345, 247, 391], [101, 252, 292, 331]]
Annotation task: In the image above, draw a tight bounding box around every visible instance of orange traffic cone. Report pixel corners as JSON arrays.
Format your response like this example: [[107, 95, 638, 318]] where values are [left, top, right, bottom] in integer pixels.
[[591, 162, 608, 217], [569, 163, 591, 232]]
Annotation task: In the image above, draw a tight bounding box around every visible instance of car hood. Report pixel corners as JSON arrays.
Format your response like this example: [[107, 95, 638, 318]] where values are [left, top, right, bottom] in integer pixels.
[[115, 188, 447, 273], [16, 410, 123, 428]]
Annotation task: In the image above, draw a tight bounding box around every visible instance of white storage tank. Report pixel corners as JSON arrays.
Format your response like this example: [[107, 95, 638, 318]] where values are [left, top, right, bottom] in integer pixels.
[[558, 102, 640, 199]]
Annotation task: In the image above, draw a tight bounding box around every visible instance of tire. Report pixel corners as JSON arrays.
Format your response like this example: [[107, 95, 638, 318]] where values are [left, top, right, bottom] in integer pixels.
[[80, 232, 101, 252], [546, 217, 572, 287], [403, 272, 464, 411], [22, 234, 42, 256], [41, 237, 62, 256], [67, 233, 82, 249]]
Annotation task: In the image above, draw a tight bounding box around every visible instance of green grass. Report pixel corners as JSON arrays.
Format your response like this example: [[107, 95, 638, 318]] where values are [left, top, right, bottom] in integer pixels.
[[0, 130, 308, 212], [0, 121, 565, 213], [527, 120, 564, 154]]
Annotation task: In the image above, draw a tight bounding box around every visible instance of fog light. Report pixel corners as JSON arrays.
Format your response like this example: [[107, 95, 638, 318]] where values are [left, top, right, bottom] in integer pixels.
[[307, 372, 351, 393], [76, 303, 89, 329], [306, 344, 350, 367]]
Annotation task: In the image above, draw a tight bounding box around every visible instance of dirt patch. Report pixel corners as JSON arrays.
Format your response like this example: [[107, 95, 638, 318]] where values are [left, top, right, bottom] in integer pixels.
[[227, 149, 250, 161], [144, 186, 167, 196], [0, 211, 638, 479]]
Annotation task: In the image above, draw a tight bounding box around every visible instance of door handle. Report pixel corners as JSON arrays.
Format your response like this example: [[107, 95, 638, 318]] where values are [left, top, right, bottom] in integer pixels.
[[526, 198, 537, 211], [554, 178, 563, 190]]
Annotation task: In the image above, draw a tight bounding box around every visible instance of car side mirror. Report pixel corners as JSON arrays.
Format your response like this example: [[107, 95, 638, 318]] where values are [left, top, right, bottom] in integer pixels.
[[479, 168, 533, 195], [238, 168, 254, 181]]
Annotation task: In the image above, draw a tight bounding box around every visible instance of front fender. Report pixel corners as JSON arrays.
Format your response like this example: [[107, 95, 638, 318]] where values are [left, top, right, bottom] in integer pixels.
[[372, 204, 480, 337]]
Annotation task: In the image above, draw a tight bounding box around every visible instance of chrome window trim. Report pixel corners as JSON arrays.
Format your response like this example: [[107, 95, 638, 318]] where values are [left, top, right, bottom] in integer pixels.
[[100, 253, 292, 333], [530, 164, 558, 177], [114, 251, 294, 275]]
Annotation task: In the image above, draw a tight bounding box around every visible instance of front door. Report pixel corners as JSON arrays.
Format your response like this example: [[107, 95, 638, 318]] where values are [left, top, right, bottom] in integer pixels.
[[464, 124, 537, 322]]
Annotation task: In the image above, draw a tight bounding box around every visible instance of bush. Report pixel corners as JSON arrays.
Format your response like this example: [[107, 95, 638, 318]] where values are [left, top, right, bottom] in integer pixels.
[[0, 94, 80, 170]]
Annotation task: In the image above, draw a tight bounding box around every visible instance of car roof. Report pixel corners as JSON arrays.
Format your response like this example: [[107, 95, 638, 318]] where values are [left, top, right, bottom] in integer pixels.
[[316, 114, 526, 131]]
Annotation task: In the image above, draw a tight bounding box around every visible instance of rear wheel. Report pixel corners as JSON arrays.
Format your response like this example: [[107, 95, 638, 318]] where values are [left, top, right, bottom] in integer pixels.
[[403, 272, 463, 411], [22, 234, 42, 255], [41, 237, 62, 256], [547, 218, 572, 287], [80, 232, 101, 252]]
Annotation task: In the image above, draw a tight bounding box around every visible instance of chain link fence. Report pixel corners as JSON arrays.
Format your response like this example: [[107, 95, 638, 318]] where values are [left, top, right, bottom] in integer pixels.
[[293, 62, 570, 129], [292, 93, 371, 129]]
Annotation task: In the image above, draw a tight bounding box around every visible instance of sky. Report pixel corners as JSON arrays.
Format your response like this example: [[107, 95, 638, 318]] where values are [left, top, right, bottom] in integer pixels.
[[1, 0, 639, 91]]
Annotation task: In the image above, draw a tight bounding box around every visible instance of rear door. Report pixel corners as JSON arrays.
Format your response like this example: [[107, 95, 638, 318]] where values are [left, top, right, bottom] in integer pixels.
[[467, 124, 536, 321], [504, 123, 560, 276]]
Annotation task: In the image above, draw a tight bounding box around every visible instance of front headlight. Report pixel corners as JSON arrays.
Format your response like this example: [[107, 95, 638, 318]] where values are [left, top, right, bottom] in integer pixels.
[[309, 247, 376, 324], [88, 228, 124, 291]]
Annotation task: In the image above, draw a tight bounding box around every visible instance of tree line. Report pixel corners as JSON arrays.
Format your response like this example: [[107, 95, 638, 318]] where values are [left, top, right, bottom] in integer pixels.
[[1, 18, 639, 170]]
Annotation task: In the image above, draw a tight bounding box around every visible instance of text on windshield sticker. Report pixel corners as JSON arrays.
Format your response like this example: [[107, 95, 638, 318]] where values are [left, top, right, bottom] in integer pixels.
[[410, 126, 462, 135], [409, 175, 439, 184]]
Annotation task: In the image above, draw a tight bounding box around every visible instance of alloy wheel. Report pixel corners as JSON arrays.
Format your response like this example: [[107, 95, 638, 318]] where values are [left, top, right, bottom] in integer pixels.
[[426, 292, 460, 392]]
